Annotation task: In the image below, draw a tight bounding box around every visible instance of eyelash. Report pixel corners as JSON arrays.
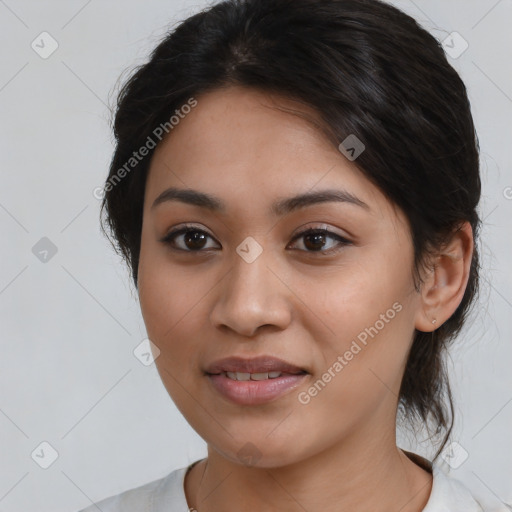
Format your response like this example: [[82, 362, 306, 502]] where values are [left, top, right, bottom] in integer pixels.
[[160, 224, 352, 255]]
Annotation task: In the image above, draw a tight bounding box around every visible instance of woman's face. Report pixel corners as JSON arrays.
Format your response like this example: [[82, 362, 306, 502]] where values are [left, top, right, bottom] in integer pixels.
[[138, 86, 424, 467]]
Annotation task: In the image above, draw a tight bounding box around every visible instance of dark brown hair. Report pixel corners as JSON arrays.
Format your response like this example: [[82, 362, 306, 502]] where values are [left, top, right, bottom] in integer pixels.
[[100, 0, 481, 460]]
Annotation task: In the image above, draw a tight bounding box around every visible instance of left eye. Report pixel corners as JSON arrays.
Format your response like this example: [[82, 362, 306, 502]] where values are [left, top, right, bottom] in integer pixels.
[[160, 226, 351, 254], [288, 228, 351, 254]]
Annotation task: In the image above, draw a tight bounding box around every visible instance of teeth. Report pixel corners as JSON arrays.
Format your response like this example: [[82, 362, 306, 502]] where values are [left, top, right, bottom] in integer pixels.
[[251, 372, 269, 380], [224, 371, 283, 381]]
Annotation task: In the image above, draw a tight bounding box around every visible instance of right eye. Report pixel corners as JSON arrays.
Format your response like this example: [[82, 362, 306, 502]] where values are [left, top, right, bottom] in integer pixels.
[[160, 225, 221, 252]]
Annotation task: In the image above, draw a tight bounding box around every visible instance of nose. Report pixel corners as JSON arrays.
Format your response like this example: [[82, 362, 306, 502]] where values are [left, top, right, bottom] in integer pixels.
[[209, 249, 292, 338]]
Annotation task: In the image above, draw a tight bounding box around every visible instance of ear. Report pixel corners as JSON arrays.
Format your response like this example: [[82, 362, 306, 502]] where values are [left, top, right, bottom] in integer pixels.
[[415, 221, 474, 333]]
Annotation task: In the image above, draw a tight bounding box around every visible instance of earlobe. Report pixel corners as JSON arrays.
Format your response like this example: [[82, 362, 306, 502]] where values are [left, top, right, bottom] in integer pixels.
[[414, 222, 473, 333]]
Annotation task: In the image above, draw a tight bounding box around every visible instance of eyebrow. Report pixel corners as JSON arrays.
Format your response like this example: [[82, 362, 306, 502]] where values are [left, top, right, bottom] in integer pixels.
[[151, 187, 370, 215]]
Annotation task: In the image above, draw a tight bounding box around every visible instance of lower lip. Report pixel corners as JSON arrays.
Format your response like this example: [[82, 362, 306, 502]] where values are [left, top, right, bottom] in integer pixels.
[[206, 373, 308, 405]]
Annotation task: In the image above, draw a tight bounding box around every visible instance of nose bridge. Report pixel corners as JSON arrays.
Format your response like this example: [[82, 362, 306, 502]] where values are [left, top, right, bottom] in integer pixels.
[[210, 244, 291, 336]]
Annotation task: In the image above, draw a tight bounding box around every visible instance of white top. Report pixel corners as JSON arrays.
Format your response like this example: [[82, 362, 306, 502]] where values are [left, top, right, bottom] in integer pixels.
[[76, 457, 487, 512]]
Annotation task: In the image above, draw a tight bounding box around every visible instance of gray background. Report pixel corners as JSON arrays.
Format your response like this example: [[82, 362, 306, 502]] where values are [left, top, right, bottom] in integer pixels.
[[0, 1, 510, 511]]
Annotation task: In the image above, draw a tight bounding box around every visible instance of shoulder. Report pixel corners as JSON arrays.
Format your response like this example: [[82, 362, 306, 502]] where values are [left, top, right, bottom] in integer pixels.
[[403, 450, 492, 511], [423, 463, 487, 511], [74, 465, 191, 512]]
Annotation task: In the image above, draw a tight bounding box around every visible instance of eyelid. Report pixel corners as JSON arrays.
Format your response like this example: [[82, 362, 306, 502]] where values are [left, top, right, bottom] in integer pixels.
[[160, 223, 213, 239], [290, 222, 348, 240]]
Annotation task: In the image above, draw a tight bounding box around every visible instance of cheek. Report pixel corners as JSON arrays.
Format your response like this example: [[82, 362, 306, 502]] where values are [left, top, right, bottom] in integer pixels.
[[138, 259, 211, 419], [138, 249, 202, 366], [303, 257, 414, 403], [310, 257, 407, 347]]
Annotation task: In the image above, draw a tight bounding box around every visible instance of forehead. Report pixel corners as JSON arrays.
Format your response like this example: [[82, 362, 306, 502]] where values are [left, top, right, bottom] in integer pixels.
[[145, 86, 387, 218]]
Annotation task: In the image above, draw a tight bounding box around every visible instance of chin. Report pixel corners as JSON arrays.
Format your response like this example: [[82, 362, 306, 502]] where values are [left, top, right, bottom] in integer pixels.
[[211, 438, 306, 470]]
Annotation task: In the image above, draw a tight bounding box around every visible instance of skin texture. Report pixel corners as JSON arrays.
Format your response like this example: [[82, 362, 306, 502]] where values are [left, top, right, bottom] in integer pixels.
[[137, 86, 473, 512]]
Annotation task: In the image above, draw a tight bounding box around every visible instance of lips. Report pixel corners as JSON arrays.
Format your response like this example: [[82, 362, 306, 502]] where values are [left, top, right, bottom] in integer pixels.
[[205, 355, 308, 376], [207, 372, 308, 405]]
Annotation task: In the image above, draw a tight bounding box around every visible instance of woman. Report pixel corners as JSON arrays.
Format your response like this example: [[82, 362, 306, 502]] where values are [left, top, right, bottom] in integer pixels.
[[80, 0, 486, 509]]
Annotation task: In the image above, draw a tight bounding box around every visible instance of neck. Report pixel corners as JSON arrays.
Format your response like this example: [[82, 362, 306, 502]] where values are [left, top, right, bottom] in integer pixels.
[[185, 425, 433, 512]]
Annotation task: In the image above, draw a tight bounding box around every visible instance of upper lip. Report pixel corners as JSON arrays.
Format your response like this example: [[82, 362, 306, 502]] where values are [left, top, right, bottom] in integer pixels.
[[205, 355, 308, 375]]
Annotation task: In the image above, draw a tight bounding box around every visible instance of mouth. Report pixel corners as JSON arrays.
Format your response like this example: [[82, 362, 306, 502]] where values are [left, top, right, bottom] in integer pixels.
[[204, 355, 310, 405], [208, 370, 308, 381], [204, 354, 309, 376]]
